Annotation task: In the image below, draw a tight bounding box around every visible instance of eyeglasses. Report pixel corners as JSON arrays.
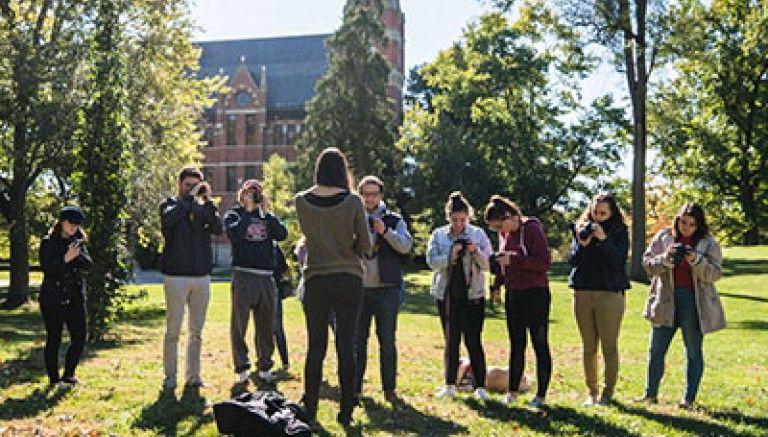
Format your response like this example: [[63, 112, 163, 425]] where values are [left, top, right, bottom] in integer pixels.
[[361, 191, 381, 197]]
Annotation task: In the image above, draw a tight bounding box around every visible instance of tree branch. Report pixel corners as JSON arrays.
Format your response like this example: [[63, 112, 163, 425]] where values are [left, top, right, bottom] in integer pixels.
[[33, 0, 53, 47]]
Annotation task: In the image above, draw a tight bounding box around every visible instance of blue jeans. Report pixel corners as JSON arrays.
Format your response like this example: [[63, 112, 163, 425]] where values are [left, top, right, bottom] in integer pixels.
[[274, 293, 289, 367], [355, 287, 400, 393], [646, 287, 704, 402]]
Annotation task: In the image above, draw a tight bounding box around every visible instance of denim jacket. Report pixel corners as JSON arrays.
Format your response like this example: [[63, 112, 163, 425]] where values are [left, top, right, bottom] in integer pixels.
[[426, 224, 491, 300]]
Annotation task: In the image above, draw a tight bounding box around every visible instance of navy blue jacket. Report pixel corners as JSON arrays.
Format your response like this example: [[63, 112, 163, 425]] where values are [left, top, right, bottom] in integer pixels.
[[159, 195, 223, 276], [568, 224, 630, 291], [224, 206, 288, 271]]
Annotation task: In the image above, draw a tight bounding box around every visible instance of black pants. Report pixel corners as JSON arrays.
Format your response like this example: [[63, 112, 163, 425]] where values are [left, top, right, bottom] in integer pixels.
[[302, 273, 362, 419], [506, 287, 552, 398], [40, 296, 87, 384], [437, 298, 486, 387]]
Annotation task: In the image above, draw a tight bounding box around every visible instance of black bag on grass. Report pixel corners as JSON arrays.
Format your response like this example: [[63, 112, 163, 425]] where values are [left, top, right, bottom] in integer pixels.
[[213, 390, 311, 436]]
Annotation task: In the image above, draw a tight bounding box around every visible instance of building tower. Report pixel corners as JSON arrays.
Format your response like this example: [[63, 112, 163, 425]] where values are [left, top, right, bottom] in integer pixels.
[[377, 0, 405, 113]]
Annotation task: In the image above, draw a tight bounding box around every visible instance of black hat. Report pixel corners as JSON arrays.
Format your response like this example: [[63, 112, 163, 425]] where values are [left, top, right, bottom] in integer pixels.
[[59, 206, 85, 225]]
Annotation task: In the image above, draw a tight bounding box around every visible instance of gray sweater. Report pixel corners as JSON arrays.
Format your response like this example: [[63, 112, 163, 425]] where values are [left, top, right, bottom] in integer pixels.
[[295, 190, 372, 280]]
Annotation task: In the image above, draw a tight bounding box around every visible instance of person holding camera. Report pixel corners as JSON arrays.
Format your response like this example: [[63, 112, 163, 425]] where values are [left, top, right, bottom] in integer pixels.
[[39, 206, 92, 388], [159, 167, 223, 391], [294, 148, 372, 427], [637, 203, 725, 409], [427, 192, 492, 402], [355, 175, 413, 403], [567, 193, 630, 406], [484, 195, 552, 409], [225, 179, 288, 384]]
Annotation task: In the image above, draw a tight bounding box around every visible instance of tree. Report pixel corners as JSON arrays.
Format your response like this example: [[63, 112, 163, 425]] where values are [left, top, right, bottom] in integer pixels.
[[399, 3, 628, 241], [262, 153, 301, 271], [0, 1, 93, 308], [295, 0, 400, 195], [552, 0, 673, 281], [72, 0, 132, 340], [651, 0, 768, 244]]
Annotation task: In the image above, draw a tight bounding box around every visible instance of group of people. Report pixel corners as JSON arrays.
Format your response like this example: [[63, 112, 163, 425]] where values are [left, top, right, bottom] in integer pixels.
[[38, 146, 726, 428]]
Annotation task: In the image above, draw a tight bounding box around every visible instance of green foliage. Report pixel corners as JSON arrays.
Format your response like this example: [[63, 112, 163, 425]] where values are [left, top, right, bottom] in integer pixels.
[[295, 0, 400, 196], [262, 153, 301, 274], [73, 0, 134, 340], [651, 0, 768, 245], [399, 2, 628, 247]]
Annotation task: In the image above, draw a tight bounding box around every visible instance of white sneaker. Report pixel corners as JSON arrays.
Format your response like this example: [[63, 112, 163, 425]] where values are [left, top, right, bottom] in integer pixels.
[[474, 387, 490, 402], [528, 396, 546, 409], [504, 392, 517, 405], [236, 371, 249, 384], [436, 385, 457, 399], [258, 370, 275, 382], [582, 395, 598, 407]]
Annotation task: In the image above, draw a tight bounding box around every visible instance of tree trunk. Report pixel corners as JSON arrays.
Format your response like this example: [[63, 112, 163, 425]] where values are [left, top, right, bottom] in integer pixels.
[[740, 180, 760, 245], [629, 92, 648, 282], [5, 183, 30, 307]]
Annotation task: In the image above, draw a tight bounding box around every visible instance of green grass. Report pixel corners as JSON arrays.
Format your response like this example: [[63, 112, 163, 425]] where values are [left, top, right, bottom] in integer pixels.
[[1, 246, 767, 435]]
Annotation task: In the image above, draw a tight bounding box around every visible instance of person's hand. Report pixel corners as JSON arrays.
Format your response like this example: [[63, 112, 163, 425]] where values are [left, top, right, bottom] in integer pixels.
[[190, 182, 211, 202], [64, 244, 80, 263], [451, 243, 463, 263], [371, 218, 387, 235], [684, 248, 696, 263], [665, 245, 677, 263], [466, 240, 477, 253], [592, 223, 606, 241], [577, 234, 592, 246], [496, 252, 512, 267]]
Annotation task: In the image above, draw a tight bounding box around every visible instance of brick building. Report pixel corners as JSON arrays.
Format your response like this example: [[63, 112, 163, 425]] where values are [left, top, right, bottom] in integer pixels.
[[196, 0, 404, 264]]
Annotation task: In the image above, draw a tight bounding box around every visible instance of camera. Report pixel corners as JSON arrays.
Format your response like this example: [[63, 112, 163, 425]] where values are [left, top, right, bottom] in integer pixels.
[[454, 237, 470, 258], [252, 191, 264, 204], [672, 243, 690, 266], [569, 221, 594, 241], [489, 252, 503, 276], [68, 238, 83, 248]]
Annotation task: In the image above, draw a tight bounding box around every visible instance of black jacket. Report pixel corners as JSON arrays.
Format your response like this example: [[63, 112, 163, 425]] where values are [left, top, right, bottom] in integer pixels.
[[159, 195, 223, 276], [568, 224, 630, 291], [39, 231, 93, 304], [224, 206, 288, 271]]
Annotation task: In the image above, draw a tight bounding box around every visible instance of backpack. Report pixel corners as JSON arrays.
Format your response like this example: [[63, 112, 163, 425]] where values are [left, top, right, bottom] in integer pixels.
[[213, 390, 311, 436]]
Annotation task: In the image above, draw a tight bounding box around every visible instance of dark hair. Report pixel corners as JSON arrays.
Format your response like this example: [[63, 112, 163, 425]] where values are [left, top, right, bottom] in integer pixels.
[[314, 147, 353, 191], [483, 195, 522, 222], [178, 166, 203, 183], [672, 202, 709, 244], [357, 175, 384, 194], [444, 191, 474, 219], [47, 220, 87, 241], [579, 193, 626, 233]]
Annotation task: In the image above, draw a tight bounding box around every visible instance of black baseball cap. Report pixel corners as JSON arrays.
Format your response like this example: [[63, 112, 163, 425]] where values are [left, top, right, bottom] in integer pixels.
[[59, 206, 85, 225]]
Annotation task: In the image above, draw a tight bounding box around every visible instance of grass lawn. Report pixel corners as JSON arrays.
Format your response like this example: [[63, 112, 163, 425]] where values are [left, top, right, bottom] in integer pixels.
[[1, 246, 767, 435]]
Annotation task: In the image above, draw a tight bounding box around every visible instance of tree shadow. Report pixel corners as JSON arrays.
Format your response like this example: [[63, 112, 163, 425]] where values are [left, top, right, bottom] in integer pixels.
[[721, 258, 768, 277], [614, 401, 752, 436], [357, 396, 469, 435], [0, 383, 70, 421], [132, 386, 211, 436], [701, 406, 768, 431], [730, 320, 768, 331], [719, 292, 768, 304], [461, 397, 640, 436]]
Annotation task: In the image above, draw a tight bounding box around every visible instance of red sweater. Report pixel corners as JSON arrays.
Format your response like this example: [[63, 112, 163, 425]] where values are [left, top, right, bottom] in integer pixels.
[[674, 235, 695, 289], [492, 217, 551, 291]]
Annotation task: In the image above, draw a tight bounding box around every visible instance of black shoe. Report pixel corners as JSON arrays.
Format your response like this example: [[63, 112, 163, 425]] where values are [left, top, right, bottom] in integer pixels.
[[336, 411, 352, 427], [384, 390, 398, 403]]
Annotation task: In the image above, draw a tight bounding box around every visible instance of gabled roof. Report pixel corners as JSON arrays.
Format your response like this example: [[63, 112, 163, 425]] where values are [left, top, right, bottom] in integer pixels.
[[196, 34, 331, 111]]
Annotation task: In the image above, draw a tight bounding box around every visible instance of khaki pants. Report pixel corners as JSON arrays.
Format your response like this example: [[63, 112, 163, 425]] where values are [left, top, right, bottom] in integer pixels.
[[230, 270, 276, 373], [573, 289, 625, 397], [163, 275, 211, 387]]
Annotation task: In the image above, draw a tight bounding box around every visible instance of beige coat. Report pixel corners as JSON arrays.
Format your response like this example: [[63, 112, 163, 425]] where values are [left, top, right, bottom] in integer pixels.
[[642, 228, 726, 334]]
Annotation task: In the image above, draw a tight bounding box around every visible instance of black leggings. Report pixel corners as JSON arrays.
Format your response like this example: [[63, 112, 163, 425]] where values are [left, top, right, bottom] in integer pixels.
[[506, 288, 551, 398], [437, 298, 486, 388], [40, 297, 87, 384]]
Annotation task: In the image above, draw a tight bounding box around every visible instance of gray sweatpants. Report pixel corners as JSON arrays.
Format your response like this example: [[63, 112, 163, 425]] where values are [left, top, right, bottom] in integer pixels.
[[230, 269, 276, 373]]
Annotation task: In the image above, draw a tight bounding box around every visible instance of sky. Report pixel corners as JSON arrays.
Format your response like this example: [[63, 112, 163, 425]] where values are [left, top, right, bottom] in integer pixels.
[[190, 0, 632, 176]]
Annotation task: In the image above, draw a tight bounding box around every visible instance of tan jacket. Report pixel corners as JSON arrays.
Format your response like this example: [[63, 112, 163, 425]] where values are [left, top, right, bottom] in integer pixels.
[[642, 228, 726, 334]]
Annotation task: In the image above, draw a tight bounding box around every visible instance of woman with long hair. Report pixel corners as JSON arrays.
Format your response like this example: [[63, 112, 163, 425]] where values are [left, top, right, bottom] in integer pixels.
[[294, 147, 372, 427], [568, 193, 630, 406], [637, 203, 725, 408], [485, 195, 552, 409], [39, 206, 92, 388]]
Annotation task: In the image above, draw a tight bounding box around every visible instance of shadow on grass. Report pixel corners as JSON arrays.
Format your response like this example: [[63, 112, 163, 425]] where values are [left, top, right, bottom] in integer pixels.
[[702, 407, 768, 431], [133, 386, 212, 436], [462, 397, 640, 436], [730, 320, 768, 331], [0, 383, 69, 421], [614, 401, 755, 436], [357, 396, 468, 435], [719, 292, 768, 304], [721, 258, 768, 277]]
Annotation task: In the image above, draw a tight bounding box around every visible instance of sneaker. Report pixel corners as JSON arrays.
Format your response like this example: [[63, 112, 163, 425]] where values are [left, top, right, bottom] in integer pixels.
[[527, 396, 546, 409], [633, 395, 658, 404], [61, 376, 80, 385], [598, 393, 613, 406], [258, 370, 275, 383], [384, 390, 398, 403], [57, 381, 72, 390], [475, 387, 490, 402], [582, 395, 598, 407], [282, 363, 290, 371], [336, 411, 352, 427], [236, 370, 249, 384], [678, 398, 694, 410], [436, 385, 457, 399], [504, 392, 518, 405]]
